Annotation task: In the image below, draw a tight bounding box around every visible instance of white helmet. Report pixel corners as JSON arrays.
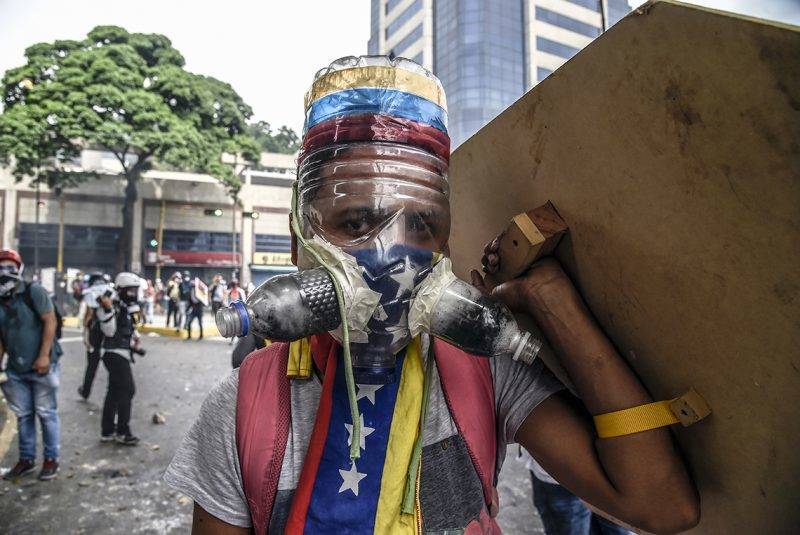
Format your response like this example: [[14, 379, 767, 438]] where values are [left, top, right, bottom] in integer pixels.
[[115, 272, 141, 289]]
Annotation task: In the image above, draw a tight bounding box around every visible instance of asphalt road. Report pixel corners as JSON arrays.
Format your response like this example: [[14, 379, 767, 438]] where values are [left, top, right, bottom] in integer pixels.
[[0, 329, 543, 534]]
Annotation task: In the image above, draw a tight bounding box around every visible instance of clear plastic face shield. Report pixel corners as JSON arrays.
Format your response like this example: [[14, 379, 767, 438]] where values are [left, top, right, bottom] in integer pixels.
[[297, 142, 450, 382]]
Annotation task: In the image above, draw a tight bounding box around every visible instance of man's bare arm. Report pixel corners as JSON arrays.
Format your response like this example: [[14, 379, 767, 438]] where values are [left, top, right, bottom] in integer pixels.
[[33, 311, 56, 374], [192, 503, 249, 535], [473, 254, 699, 534]]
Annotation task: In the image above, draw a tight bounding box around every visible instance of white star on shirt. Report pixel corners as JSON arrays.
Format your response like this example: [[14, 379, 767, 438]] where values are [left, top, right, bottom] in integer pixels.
[[355, 383, 382, 405], [338, 461, 367, 496], [345, 414, 375, 451]]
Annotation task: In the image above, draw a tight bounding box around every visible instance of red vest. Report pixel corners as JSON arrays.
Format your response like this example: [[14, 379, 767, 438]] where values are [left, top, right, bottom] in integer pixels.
[[236, 334, 501, 534]]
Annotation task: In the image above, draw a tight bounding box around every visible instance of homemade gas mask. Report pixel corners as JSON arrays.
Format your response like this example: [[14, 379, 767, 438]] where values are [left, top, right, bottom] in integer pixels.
[[0, 263, 22, 297], [215, 55, 543, 463], [215, 56, 541, 390], [295, 142, 450, 383]]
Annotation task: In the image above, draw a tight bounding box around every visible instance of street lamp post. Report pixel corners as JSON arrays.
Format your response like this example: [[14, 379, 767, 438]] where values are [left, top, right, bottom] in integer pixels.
[[34, 180, 41, 279], [231, 194, 238, 281]]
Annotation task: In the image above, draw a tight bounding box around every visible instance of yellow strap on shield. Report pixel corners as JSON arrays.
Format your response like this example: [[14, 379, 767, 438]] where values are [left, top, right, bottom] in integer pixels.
[[305, 66, 448, 111], [593, 389, 711, 439], [286, 337, 313, 379]]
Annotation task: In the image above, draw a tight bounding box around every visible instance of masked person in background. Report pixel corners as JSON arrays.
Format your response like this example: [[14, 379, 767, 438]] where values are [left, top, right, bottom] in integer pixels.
[[184, 276, 205, 341], [78, 272, 111, 401], [96, 272, 145, 446], [225, 278, 244, 304], [177, 270, 192, 332], [166, 272, 182, 329], [165, 57, 698, 534], [0, 249, 62, 481], [210, 274, 226, 316]]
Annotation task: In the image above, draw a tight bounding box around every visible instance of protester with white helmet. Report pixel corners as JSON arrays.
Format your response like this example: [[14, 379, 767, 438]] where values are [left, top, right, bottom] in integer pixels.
[[95, 271, 146, 446]]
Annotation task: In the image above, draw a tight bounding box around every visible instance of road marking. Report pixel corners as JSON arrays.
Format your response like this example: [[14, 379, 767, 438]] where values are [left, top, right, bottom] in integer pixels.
[[59, 336, 85, 343]]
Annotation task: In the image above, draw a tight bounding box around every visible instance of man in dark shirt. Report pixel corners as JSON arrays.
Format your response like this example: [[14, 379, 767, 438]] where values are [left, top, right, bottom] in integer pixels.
[[0, 249, 62, 481]]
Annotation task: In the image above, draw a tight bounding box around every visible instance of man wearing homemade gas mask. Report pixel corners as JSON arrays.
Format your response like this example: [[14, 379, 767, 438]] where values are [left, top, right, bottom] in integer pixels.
[[166, 57, 698, 534], [0, 249, 62, 481], [95, 272, 145, 446]]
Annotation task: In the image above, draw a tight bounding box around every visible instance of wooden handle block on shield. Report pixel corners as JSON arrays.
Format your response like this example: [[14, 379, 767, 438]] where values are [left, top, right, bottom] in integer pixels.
[[492, 201, 568, 283]]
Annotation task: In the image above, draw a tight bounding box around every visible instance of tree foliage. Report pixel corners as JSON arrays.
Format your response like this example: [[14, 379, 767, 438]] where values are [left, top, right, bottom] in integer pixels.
[[246, 121, 300, 155], [0, 26, 260, 270]]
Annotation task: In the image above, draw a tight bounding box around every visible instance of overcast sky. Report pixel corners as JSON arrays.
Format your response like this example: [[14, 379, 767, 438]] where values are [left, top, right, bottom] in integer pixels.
[[0, 0, 797, 134]]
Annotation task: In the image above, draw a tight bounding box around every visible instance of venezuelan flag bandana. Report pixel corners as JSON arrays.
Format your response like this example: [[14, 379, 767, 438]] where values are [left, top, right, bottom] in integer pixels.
[[286, 336, 425, 534]]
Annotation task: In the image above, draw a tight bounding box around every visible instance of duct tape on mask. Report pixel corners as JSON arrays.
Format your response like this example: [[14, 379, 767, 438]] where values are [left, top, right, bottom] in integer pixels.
[[408, 256, 458, 338], [297, 235, 382, 343]]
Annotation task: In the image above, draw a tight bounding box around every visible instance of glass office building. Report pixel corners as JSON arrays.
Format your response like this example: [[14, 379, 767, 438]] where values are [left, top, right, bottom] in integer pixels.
[[435, 0, 526, 146], [368, 0, 631, 147]]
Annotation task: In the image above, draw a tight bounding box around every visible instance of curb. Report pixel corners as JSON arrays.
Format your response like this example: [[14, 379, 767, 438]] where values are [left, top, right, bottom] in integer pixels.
[[63, 317, 220, 339], [138, 324, 221, 338]]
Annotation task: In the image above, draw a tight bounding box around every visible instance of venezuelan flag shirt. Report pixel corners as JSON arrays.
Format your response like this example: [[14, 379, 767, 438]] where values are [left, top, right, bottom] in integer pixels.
[[165, 335, 563, 533]]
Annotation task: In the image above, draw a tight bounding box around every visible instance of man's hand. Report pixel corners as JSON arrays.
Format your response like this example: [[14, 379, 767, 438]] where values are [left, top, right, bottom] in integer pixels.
[[99, 295, 114, 310], [32, 354, 51, 375], [470, 235, 573, 314]]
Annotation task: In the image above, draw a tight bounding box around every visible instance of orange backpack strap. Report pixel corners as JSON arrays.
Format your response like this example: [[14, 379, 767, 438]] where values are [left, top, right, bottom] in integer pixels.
[[236, 343, 291, 535], [433, 338, 500, 519]]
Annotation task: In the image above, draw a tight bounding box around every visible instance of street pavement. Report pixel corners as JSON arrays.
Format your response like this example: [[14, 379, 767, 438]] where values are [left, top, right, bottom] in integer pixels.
[[0, 328, 543, 534]]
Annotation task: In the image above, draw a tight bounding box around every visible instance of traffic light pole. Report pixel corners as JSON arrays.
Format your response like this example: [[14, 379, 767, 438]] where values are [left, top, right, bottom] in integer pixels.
[[231, 195, 238, 281]]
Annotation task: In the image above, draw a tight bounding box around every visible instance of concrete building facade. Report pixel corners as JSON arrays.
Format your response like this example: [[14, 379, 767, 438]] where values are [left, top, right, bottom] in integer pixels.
[[368, 0, 632, 147], [0, 150, 297, 287]]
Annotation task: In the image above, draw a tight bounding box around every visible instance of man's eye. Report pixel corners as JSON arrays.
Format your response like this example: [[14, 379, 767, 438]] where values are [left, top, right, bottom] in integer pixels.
[[407, 212, 437, 234], [344, 216, 371, 235]]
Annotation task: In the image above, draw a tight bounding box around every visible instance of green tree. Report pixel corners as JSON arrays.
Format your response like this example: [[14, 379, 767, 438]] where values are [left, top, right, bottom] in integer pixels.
[[0, 26, 260, 271], [246, 120, 300, 154]]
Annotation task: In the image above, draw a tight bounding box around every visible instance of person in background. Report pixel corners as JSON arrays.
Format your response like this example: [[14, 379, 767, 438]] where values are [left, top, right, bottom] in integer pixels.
[[184, 276, 204, 341], [209, 274, 226, 316], [224, 279, 245, 346], [142, 279, 155, 325], [177, 270, 192, 332], [519, 448, 633, 535], [166, 272, 182, 329], [154, 278, 165, 315], [225, 278, 245, 305], [78, 272, 111, 401], [71, 272, 85, 316], [97, 272, 146, 446], [0, 249, 62, 481]]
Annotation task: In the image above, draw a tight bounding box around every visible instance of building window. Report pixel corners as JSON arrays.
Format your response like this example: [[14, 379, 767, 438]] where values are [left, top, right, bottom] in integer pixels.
[[145, 229, 241, 253], [563, 0, 601, 12], [536, 36, 580, 59], [385, 0, 422, 40], [606, 0, 631, 27], [386, 0, 405, 15], [369, 0, 381, 54], [18, 223, 121, 270], [391, 23, 424, 58], [255, 234, 292, 253], [537, 67, 554, 81], [535, 7, 601, 38], [249, 175, 295, 187]]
